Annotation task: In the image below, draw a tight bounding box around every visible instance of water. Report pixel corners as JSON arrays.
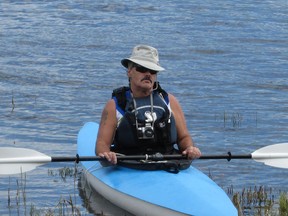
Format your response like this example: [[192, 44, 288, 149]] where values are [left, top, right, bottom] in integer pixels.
[[0, 0, 287, 215]]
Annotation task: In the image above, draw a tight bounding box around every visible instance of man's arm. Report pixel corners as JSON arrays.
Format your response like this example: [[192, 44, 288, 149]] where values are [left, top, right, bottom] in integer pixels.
[[96, 99, 118, 164], [169, 94, 201, 159]]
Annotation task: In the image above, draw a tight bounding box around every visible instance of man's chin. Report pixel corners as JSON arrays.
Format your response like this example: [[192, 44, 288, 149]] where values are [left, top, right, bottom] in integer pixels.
[[138, 83, 153, 91]]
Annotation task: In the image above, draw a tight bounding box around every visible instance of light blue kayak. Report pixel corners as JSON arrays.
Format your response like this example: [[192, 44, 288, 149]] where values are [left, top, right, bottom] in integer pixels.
[[77, 122, 238, 216]]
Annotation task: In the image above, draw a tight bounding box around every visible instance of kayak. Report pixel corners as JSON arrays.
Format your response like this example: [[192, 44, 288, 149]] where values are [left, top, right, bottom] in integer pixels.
[[77, 122, 238, 216]]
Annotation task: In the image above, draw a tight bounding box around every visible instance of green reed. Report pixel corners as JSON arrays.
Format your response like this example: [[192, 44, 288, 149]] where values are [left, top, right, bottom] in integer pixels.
[[231, 186, 288, 216], [28, 196, 81, 216], [6, 166, 288, 216], [7, 165, 83, 216], [279, 193, 288, 216], [220, 110, 258, 129]]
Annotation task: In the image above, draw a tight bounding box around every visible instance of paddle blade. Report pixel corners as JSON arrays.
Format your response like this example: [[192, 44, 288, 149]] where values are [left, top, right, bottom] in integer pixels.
[[251, 143, 288, 169], [0, 147, 51, 175]]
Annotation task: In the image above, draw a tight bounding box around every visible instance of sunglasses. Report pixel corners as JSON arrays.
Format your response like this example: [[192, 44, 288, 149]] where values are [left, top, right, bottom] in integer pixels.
[[133, 64, 158, 75]]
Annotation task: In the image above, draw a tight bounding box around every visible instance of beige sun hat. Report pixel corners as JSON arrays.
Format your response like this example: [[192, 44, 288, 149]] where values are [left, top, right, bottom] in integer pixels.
[[121, 45, 165, 71]]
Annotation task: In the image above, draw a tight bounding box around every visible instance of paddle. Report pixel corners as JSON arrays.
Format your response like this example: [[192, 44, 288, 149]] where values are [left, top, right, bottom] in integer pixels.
[[0, 143, 287, 175]]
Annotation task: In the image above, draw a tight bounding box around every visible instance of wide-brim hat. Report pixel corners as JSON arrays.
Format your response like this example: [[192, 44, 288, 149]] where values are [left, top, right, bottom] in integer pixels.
[[121, 45, 165, 72]]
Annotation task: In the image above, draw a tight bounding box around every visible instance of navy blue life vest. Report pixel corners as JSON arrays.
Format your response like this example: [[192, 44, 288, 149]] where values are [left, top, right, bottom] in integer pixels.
[[111, 82, 177, 155]]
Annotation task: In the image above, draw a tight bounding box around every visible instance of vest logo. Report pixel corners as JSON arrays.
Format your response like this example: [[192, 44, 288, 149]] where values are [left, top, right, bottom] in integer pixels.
[[144, 111, 157, 122]]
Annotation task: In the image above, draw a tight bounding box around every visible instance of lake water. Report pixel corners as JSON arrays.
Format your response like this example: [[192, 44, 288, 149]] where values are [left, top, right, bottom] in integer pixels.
[[0, 0, 287, 215]]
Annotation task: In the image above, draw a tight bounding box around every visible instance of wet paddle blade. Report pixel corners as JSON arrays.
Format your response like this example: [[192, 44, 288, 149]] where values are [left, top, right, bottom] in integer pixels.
[[0, 147, 51, 175], [251, 143, 288, 169]]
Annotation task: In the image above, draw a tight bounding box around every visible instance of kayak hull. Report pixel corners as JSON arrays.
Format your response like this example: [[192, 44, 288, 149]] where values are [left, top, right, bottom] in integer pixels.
[[77, 122, 238, 216]]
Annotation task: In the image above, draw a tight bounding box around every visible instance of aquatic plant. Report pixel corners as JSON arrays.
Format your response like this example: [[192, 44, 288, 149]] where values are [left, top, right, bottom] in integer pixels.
[[279, 193, 288, 216], [216, 110, 258, 129], [6, 167, 288, 215], [26, 196, 82, 216], [231, 186, 288, 216], [11, 92, 15, 112], [48, 166, 77, 182]]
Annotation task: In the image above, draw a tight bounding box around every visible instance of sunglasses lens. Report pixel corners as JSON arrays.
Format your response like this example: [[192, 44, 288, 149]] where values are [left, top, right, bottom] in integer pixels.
[[136, 66, 147, 73], [134, 64, 158, 74], [149, 70, 158, 75]]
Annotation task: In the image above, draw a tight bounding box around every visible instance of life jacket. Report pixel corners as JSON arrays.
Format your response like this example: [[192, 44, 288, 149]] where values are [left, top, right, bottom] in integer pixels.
[[111, 82, 178, 155]]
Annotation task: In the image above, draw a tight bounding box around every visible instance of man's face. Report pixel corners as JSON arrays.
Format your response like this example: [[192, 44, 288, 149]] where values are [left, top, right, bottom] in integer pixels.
[[128, 64, 158, 92]]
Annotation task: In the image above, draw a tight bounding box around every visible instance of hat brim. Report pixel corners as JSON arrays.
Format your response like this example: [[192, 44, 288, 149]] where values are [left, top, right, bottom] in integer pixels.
[[121, 58, 165, 72]]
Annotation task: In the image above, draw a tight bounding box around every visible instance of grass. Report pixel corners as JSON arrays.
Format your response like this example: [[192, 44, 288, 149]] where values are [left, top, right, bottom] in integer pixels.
[[7, 172, 288, 216], [231, 186, 275, 215], [279, 193, 288, 216], [230, 186, 288, 216], [11, 92, 15, 112], [5, 166, 288, 216], [7, 166, 84, 216], [28, 195, 81, 216], [48, 166, 77, 182], [219, 110, 258, 129]]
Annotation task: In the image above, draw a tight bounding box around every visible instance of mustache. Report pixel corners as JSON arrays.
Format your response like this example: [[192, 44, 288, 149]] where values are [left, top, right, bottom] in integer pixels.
[[141, 76, 152, 83]]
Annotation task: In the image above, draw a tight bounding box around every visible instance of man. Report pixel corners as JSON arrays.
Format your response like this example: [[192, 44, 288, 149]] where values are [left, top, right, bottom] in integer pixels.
[[96, 45, 201, 165]]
